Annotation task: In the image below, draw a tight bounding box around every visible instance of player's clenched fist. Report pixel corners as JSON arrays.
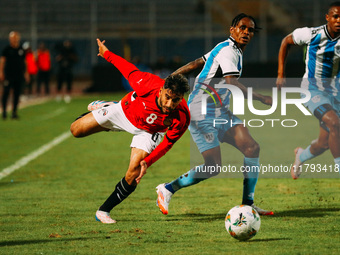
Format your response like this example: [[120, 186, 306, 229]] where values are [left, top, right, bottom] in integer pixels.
[[97, 38, 108, 58]]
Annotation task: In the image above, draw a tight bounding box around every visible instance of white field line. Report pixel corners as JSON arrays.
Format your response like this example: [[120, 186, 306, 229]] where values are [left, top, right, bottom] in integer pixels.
[[0, 131, 71, 180], [37, 107, 66, 121]]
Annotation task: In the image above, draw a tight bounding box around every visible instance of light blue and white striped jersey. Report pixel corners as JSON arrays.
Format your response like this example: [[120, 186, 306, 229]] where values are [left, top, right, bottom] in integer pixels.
[[293, 25, 340, 96], [188, 37, 243, 120]]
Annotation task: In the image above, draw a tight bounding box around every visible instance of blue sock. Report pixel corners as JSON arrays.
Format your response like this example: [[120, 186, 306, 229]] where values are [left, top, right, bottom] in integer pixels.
[[164, 183, 175, 193], [166, 165, 207, 194], [299, 145, 315, 163], [335, 157, 340, 173], [242, 157, 259, 205]]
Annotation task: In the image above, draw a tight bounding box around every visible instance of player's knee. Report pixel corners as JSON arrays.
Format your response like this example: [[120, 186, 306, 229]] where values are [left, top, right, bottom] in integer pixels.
[[323, 113, 340, 132], [325, 118, 340, 133], [70, 122, 84, 137], [244, 142, 260, 157]]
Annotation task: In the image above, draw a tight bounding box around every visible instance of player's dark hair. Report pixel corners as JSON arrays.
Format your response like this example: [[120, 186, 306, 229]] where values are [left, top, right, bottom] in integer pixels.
[[231, 13, 261, 31], [164, 74, 190, 95], [328, 1, 340, 13]]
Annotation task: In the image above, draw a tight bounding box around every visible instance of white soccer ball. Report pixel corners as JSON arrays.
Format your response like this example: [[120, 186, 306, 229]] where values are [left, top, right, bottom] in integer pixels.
[[225, 205, 261, 241]]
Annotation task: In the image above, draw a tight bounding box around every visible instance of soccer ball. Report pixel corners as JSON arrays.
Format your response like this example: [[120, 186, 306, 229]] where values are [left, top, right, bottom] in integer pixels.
[[225, 205, 261, 241]]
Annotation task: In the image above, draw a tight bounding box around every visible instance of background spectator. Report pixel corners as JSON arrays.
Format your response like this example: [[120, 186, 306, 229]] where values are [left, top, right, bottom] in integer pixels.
[[0, 31, 28, 119], [55, 39, 77, 103], [23, 41, 38, 97], [36, 42, 51, 95]]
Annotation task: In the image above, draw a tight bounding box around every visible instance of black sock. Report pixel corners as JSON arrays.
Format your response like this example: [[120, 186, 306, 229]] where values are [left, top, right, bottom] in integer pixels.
[[99, 177, 136, 212]]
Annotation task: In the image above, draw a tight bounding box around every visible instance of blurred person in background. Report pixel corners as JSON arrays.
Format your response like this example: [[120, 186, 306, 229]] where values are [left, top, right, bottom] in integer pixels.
[[0, 31, 29, 120], [277, 1, 340, 178], [37, 42, 51, 96], [23, 42, 38, 97], [56, 39, 77, 103]]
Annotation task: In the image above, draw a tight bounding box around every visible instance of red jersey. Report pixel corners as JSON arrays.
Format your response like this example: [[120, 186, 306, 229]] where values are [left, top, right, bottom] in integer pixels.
[[104, 51, 190, 167], [26, 52, 38, 75], [37, 50, 51, 71]]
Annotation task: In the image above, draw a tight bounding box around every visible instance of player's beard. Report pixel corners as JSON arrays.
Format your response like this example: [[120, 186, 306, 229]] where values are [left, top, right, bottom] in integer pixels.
[[158, 97, 172, 114], [162, 106, 172, 114]]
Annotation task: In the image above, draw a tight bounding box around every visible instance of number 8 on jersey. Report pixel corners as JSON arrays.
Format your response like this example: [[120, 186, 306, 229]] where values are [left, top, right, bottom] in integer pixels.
[[146, 113, 158, 124]]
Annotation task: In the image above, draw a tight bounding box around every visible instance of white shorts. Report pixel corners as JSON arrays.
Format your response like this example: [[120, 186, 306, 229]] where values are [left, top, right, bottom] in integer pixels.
[[92, 101, 164, 154]]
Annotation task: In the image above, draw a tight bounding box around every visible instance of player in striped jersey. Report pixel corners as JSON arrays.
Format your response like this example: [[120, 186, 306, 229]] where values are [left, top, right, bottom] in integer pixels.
[[156, 13, 273, 216], [277, 2, 340, 179]]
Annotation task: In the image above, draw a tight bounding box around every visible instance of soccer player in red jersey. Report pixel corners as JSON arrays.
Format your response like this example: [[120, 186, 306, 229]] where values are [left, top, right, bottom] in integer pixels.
[[70, 39, 190, 223]]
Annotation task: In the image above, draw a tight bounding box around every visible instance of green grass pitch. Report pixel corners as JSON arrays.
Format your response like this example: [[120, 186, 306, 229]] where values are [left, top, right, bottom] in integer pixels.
[[0, 92, 339, 254]]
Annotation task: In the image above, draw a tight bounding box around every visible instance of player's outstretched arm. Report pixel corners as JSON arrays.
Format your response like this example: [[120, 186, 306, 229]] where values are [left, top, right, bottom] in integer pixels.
[[277, 33, 295, 89], [96, 38, 139, 82], [171, 57, 204, 76], [225, 75, 272, 106]]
